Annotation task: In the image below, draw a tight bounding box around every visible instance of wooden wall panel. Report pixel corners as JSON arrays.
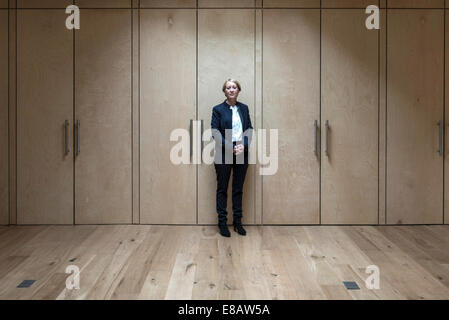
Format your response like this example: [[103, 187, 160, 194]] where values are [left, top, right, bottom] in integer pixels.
[[388, 0, 444, 8], [198, 9, 256, 225], [17, 10, 73, 224], [444, 10, 449, 224], [75, 0, 131, 7], [140, 0, 195, 8], [18, 0, 72, 8], [0, 1, 7, 8], [322, 0, 380, 8], [379, 9, 387, 224], [8, 6, 16, 225], [0, 10, 8, 225], [140, 9, 196, 224], [263, 0, 319, 7], [75, 9, 132, 224], [132, 8, 139, 224], [198, 0, 255, 7], [262, 9, 320, 224], [254, 9, 262, 224], [321, 9, 378, 224], [387, 10, 444, 224]]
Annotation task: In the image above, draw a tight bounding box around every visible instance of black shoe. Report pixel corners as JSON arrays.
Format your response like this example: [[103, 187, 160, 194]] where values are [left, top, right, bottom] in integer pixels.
[[218, 223, 231, 237], [233, 223, 246, 236]]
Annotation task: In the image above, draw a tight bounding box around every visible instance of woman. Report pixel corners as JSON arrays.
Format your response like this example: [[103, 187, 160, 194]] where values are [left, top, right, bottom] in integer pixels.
[[211, 79, 253, 237]]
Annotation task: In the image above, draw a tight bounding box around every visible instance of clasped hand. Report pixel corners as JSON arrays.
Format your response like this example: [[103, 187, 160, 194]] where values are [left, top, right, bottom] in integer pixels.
[[233, 144, 244, 155]]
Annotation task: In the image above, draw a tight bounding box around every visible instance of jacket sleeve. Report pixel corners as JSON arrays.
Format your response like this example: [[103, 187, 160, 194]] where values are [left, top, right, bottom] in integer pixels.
[[211, 107, 234, 152], [243, 106, 253, 150]]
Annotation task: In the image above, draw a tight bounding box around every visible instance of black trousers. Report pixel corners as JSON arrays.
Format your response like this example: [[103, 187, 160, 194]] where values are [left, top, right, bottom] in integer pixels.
[[214, 142, 249, 224]]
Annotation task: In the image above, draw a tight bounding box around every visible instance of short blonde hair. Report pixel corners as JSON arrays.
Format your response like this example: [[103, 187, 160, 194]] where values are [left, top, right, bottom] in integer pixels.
[[222, 79, 242, 93]]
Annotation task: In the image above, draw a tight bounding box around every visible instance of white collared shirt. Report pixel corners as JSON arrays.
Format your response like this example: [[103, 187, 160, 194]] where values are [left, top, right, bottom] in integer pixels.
[[229, 105, 243, 142]]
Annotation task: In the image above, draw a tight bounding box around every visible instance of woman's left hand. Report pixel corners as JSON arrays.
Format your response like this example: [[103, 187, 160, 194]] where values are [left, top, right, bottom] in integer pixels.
[[234, 144, 245, 155]]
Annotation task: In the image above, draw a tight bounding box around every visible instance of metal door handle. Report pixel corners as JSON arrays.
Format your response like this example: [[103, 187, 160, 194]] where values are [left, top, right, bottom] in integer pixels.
[[65, 120, 69, 156], [325, 120, 329, 157], [76, 120, 80, 156], [438, 120, 443, 156], [201, 119, 204, 154], [189, 119, 193, 159], [314, 120, 318, 157]]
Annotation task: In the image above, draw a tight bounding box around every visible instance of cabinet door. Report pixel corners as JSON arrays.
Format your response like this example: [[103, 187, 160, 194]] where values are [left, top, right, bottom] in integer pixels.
[[140, 9, 196, 224], [446, 10, 449, 225], [387, 10, 444, 224], [198, 9, 256, 225], [0, 10, 8, 224], [321, 9, 378, 224], [17, 10, 73, 224], [262, 9, 320, 224], [75, 9, 132, 224]]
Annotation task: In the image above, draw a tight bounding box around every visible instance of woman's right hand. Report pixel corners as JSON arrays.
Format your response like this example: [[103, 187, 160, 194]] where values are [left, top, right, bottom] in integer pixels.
[[234, 144, 244, 155]]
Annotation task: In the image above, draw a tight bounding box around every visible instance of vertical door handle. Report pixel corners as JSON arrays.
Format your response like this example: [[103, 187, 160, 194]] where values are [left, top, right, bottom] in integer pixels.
[[314, 120, 318, 157], [325, 120, 329, 157], [65, 120, 69, 156], [438, 120, 443, 156], [189, 119, 193, 159], [201, 119, 204, 154], [76, 120, 80, 156]]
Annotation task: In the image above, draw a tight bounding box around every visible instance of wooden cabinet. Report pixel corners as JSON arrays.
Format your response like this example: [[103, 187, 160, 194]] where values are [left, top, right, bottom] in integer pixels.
[[17, 10, 74, 224], [16, 9, 132, 224], [75, 9, 132, 224], [446, 10, 449, 225], [197, 9, 256, 225], [0, 9, 8, 225], [387, 10, 444, 224], [321, 9, 379, 224], [10, 5, 449, 226], [140, 9, 197, 224], [262, 9, 320, 224]]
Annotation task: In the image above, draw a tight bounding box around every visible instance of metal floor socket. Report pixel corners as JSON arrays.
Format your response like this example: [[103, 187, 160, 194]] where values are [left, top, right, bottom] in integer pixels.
[[343, 281, 360, 290], [17, 280, 36, 288]]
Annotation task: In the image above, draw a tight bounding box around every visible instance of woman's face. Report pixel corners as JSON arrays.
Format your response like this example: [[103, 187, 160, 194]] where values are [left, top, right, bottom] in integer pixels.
[[224, 81, 239, 100]]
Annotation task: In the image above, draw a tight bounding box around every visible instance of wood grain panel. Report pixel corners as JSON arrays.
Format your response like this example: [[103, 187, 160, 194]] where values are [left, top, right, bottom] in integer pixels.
[[321, 10, 378, 224], [198, 9, 255, 225], [17, 10, 73, 224], [444, 10, 449, 224], [0, 1, 7, 8], [140, 0, 195, 8], [132, 8, 139, 224], [0, 11, 8, 225], [387, 10, 444, 224], [140, 10, 196, 224], [18, 0, 72, 8], [379, 9, 386, 224], [254, 9, 262, 224], [388, 0, 444, 8], [198, 0, 254, 7], [8, 8, 16, 225], [263, 0, 319, 7], [75, 0, 131, 7], [75, 9, 132, 224], [322, 0, 380, 8], [262, 10, 320, 224]]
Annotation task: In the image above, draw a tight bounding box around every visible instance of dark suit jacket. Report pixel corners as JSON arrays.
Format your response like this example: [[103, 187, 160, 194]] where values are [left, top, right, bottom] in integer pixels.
[[211, 100, 253, 164]]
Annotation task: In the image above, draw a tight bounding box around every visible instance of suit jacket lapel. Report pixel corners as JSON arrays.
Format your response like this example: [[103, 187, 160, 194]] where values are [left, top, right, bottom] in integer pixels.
[[223, 103, 233, 129]]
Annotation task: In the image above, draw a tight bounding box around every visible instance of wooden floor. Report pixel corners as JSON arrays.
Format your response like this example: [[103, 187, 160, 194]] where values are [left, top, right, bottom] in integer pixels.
[[0, 225, 448, 299]]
